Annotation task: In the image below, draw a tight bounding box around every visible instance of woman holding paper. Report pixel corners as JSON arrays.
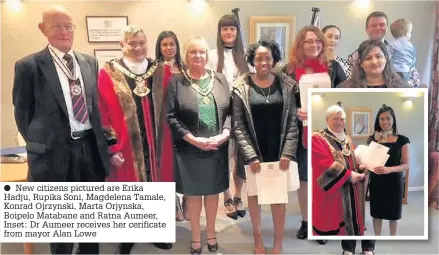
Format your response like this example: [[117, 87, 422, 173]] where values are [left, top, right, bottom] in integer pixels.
[[166, 36, 231, 254], [232, 38, 299, 254], [280, 25, 347, 242], [367, 104, 410, 235], [338, 40, 410, 88]]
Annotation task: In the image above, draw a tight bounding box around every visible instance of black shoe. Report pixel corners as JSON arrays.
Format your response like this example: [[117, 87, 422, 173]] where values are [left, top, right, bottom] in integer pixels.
[[296, 221, 308, 239], [317, 240, 327, 245], [224, 199, 238, 219], [115, 243, 135, 254], [153, 243, 173, 250], [190, 241, 202, 254], [207, 237, 218, 252], [233, 197, 246, 218]]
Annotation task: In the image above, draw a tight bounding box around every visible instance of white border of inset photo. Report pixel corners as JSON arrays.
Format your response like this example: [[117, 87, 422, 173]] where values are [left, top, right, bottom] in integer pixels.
[[306, 88, 428, 240]]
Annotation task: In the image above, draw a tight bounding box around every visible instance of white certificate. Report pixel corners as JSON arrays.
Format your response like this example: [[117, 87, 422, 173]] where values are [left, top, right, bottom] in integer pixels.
[[354, 142, 390, 173], [299, 73, 331, 126], [245, 161, 300, 204]]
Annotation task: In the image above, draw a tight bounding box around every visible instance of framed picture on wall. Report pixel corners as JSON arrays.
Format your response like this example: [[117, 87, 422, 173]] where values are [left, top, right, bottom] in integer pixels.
[[347, 108, 373, 139], [86, 16, 128, 43], [249, 16, 296, 64], [94, 49, 123, 68]]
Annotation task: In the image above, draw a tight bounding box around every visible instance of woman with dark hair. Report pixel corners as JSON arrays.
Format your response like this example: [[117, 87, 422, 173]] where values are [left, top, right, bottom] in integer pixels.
[[322, 25, 352, 78], [281, 25, 346, 243], [233, 38, 299, 254], [155, 30, 184, 73], [155, 31, 188, 222], [367, 104, 410, 236], [338, 40, 410, 88], [209, 14, 250, 220]]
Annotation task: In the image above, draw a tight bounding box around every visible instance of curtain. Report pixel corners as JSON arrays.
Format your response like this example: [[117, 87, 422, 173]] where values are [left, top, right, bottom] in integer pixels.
[[428, 1, 439, 209]]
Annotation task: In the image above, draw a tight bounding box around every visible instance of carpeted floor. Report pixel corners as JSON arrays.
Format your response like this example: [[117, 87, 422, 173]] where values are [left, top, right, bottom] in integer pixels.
[[1, 188, 437, 254]]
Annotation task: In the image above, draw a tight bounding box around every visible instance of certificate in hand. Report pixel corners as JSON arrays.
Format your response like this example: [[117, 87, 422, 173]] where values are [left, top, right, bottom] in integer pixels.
[[299, 73, 331, 126], [245, 161, 300, 204], [354, 142, 390, 173]]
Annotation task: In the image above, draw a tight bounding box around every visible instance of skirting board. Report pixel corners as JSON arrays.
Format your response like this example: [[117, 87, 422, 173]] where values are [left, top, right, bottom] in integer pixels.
[[408, 186, 424, 192]]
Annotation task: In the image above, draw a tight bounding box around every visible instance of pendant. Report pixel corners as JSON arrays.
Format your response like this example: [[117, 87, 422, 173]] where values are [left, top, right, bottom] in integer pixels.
[[342, 147, 351, 156], [265, 99, 269, 103], [70, 84, 82, 96], [133, 80, 150, 97], [202, 96, 211, 105]]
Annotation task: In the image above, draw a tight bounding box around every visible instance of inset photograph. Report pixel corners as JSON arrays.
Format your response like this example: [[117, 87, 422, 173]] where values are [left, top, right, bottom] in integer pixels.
[[308, 88, 428, 240]]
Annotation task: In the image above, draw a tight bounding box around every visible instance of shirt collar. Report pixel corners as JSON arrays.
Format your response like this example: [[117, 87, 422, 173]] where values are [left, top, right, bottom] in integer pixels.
[[48, 44, 74, 61], [122, 57, 148, 75]]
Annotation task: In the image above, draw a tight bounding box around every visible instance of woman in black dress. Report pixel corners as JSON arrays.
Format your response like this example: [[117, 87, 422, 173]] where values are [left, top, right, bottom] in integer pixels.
[[232, 38, 299, 254], [367, 104, 410, 235]]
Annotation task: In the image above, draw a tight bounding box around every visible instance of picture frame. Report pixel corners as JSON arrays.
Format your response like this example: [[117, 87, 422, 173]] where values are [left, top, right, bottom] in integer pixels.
[[86, 16, 129, 43], [94, 49, 123, 68], [249, 16, 296, 64], [347, 108, 373, 139]]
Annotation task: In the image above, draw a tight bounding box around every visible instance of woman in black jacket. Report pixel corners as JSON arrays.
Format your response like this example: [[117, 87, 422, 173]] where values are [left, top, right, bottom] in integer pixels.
[[232, 38, 299, 254]]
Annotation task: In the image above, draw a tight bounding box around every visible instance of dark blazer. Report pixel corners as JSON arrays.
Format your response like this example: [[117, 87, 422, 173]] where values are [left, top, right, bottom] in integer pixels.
[[12, 47, 110, 181], [166, 71, 231, 150]]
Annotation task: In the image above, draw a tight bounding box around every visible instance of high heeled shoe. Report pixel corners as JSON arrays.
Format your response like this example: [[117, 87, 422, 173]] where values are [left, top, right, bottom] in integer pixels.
[[233, 197, 246, 218], [190, 240, 202, 254], [206, 237, 218, 252], [224, 198, 238, 219]]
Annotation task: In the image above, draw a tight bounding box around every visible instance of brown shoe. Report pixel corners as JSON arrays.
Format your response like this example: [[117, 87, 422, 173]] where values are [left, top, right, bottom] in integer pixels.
[[176, 195, 184, 222], [182, 195, 190, 221], [225, 198, 238, 219]]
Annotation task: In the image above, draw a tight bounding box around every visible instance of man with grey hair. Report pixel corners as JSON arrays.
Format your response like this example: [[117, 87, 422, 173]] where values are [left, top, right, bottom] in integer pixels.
[[97, 24, 173, 253], [311, 104, 371, 253], [13, 5, 110, 254]]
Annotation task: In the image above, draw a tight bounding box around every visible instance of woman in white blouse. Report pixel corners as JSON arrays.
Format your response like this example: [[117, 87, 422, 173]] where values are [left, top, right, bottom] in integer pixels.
[[209, 14, 249, 220]]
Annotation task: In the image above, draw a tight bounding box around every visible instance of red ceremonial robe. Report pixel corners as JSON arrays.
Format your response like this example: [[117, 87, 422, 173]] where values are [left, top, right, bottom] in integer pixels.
[[98, 59, 174, 182], [311, 129, 365, 236]]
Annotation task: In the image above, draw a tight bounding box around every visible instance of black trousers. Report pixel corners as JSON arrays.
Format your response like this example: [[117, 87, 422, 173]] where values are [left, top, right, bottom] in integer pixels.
[[50, 134, 105, 255], [341, 240, 375, 253]]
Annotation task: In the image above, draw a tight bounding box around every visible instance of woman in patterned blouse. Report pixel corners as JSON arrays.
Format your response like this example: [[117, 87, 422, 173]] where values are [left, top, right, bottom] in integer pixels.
[[322, 25, 352, 78]]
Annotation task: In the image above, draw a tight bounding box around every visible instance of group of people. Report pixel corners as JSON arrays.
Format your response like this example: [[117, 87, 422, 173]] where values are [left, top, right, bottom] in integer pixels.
[[13, 3, 417, 255]]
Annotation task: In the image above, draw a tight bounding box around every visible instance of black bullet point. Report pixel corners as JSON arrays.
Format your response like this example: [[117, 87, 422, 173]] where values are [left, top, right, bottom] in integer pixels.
[[4, 185, 10, 191]]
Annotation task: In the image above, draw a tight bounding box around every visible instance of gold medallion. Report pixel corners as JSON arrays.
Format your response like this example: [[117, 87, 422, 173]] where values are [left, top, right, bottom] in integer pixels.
[[133, 80, 150, 97], [202, 96, 211, 105], [342, 147, 351, 156]]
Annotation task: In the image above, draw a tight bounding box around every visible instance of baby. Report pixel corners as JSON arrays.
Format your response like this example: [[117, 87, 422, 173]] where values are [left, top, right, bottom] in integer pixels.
[[388, 19, 418, 85]]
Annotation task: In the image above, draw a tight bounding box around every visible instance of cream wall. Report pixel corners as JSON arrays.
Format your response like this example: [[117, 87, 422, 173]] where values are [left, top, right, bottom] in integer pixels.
[[1, 0, 436, 147], [311, 92, 425, 188]]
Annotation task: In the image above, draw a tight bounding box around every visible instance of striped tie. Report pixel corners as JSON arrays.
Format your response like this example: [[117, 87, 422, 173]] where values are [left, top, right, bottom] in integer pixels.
[[63, 54, 89, 124]]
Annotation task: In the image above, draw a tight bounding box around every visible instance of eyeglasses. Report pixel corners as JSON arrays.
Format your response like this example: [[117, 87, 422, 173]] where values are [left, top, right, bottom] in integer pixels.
[[50, 24, 75, 32], [303, 39, 323, 45]]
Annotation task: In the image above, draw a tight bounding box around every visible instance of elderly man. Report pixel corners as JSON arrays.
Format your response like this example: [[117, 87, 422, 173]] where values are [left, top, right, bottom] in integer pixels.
[[347, 11, 420, 87], [97, 25, 173, 253], [311, 104, 374, 255], [12, 5, 110, 254]]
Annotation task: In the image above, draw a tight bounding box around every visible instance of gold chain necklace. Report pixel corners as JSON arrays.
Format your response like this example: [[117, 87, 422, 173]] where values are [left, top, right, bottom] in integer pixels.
[[325, 131, 351, 156], [183, 69, 214, 105], [112, 60, 158, 97]]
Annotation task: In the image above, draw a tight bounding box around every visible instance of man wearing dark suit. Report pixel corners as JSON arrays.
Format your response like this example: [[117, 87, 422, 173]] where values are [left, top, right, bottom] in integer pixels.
[[12, 5, 110, 255]]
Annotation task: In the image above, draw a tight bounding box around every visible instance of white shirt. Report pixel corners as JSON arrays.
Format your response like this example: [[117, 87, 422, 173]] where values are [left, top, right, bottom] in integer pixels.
[[209, 48, 239, 90], [48, 44, 92, 132], [122, 57, 148, 75]]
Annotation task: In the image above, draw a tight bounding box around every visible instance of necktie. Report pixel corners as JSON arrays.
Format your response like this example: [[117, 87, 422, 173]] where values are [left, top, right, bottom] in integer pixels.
[[63, 54, 89, 124]]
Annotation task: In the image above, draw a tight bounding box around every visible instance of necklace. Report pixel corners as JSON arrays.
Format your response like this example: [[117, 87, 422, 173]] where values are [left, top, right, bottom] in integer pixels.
[[374, 130, 393, 142], [183, 69, 214, 105], [112, 60, 158, 97], [259, 86, 271, 103], [325, 131, 351, 156]]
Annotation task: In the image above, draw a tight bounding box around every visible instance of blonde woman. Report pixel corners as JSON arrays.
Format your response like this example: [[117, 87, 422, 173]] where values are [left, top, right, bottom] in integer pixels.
[[166, 36, 231, 254]]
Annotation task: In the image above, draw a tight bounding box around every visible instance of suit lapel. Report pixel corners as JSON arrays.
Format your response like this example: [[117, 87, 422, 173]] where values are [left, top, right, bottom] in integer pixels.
[[211, 74, 225, 128], [36, 47, 69, 117], [75, 52, 93, 114]]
